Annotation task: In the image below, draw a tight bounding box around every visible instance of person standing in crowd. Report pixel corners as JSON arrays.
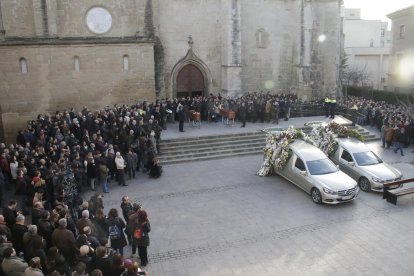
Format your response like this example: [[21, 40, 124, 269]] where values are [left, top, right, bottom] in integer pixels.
[[324, 95, 330, 118], [178, 104, 185, 132], [148, 131, 158, 155], [115, 152, 127, 186], [0, 151, 10, 190], [133, 209, 150, 267], [121, 196, 133, 245], [107, 208, 127, 256], [94, 246, 111, 275], [239, 102, 247, 127], [385, 124, 394, 149], [330, 94, 337, 119], [52, 218, 76, 264], [97, 160, 109, 194], [12, 214, 28, 255], [393, 127, 405, 156], [380, 123, 386, 148], [3, 201, 18, 230], [109, 253, 125, 275], [24, 256, 44, 276], [85, 152, 97, 191], [126, 148, 138, 180], [1, 247, 28, 275], [0, 215, 12, 242], [271, 101, 279, 124], [128, 203, 141, 259]]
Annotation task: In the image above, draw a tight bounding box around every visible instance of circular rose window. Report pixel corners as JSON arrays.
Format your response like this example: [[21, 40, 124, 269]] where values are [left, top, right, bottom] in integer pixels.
[[86, 7, 112, 34]]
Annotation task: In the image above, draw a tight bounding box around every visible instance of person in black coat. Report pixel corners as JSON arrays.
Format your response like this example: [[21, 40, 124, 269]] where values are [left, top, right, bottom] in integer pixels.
[[94, 246, 111, 276], [107, 208, 127, 256], [239, 102, 247, 127], [37, 211, 54, 249], [178, 104, 185, 132], [120, 196, 133, 245], [11, 215, 28, 255], [91, 208, 109, 244], [149, 156, 162, 178], [2, 200, 18, 229], [31, 201, 44, 226]]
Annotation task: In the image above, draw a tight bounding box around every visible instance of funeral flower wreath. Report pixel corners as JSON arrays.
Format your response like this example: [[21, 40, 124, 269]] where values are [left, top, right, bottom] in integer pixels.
[[257, 122, 364, 176]]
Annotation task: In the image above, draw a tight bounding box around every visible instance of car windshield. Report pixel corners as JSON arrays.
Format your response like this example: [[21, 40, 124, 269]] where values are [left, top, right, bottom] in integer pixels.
[[353, 151, 383, 166], [306, 158, 338, 175]]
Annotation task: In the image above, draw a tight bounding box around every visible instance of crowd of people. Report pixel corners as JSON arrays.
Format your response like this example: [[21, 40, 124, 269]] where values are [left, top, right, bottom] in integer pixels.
[[339, 95, 414, 156], [0, 91, 413, 275], [0, 194, 150, 275]]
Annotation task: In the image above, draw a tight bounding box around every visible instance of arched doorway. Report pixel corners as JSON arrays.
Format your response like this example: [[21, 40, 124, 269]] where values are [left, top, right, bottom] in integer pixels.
[[176, 64, 204, 98]]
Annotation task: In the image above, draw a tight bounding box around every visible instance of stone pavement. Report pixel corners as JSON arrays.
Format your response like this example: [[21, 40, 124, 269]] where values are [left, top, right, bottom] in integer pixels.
[[85, 116, 414, 276]]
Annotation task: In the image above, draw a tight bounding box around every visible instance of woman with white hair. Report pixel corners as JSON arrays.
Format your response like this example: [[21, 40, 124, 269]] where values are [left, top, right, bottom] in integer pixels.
[[115, 152, 127, 186]]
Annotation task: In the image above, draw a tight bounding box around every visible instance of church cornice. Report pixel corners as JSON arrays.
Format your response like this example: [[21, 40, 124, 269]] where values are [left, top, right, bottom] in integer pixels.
[[0, 36, 155, 46]]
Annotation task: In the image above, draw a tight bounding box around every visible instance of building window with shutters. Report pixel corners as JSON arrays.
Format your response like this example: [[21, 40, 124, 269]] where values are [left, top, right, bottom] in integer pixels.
[[19, 58, 28, 74], [123, 55, 129, 71], [74, 56, 80, 72]]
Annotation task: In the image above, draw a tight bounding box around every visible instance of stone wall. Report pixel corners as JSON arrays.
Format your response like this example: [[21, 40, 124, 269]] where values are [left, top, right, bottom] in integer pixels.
[[156, 0, 341, 98], [1, 0, 146, 38], [0, 42, 155, 143], [315, 0, 342, 96], [155, 0, 223, 98], [240, 0, 300, 93], [1, 0, 36, 37], [56, 0, 145, 37]]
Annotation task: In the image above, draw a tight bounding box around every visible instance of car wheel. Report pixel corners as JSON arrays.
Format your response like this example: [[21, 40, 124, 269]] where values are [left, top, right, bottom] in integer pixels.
[[311, 188, 322, 204], [358, 177, 371, 192]]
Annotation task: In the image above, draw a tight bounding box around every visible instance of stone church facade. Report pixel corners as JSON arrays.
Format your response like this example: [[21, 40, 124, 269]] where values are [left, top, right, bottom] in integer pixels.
[[0, 0, 342, 142]]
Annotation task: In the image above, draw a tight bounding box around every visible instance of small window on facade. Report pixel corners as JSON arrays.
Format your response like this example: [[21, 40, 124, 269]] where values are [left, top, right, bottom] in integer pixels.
[[370, 39, 374, 47], [381, 29, 385, 37], [258, 31, 263, 47], [399, 25, 405, 39], [74, 56, 80, 72], [123, 55, 129, 71], [19, 58, 28, 74], [381, 77, 386, 83], [256, 29, 267, 48]]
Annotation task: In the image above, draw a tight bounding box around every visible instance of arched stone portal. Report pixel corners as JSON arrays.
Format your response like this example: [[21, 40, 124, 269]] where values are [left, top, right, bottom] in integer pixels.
[[170, 35, 212, 98], [176, 64, 204, 98]]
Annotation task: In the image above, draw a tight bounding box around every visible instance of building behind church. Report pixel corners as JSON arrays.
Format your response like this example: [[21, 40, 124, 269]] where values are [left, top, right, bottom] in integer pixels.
[[0, 0, 342, 142]]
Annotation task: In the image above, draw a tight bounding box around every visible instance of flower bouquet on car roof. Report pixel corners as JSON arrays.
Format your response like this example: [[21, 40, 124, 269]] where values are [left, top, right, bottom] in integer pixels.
[[257, 127, 306, 176], [257, 122, 364, 177], [307, 121, 364, 157]]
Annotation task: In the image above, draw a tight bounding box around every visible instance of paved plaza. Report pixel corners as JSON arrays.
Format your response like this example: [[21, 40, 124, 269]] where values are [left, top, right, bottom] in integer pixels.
[[85, 117, 414, 276]]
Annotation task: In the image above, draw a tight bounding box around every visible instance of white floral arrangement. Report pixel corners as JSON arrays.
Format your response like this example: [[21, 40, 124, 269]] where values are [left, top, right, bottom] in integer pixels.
[[257, 127, 305, 176], [257, 122, 363, 176]]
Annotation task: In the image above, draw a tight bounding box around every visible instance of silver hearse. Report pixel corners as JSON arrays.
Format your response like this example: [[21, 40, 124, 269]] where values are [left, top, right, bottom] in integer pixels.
[[331, 138, 402, 192], [274, 140, 359, 204]]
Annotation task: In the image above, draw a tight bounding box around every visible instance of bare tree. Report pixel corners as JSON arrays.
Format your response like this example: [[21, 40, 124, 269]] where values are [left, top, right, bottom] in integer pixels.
[[340, 57, 372, 98]]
